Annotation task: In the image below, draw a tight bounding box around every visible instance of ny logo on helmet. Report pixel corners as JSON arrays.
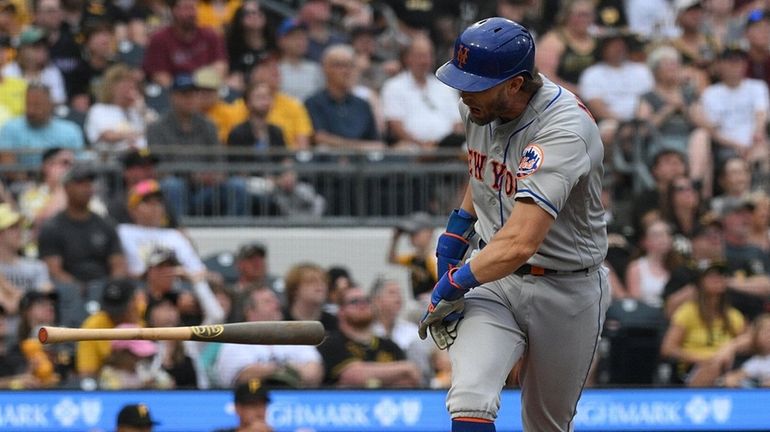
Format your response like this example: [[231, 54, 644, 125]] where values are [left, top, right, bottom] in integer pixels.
[[456, 45, 470, 68]]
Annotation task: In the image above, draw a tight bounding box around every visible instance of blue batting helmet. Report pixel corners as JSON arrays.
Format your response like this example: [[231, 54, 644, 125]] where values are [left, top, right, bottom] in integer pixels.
[[436, 17, 535, 92]]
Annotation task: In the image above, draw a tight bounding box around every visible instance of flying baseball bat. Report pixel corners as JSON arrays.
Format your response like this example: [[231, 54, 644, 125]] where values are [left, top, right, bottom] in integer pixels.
[[38, 321, 325, 346]]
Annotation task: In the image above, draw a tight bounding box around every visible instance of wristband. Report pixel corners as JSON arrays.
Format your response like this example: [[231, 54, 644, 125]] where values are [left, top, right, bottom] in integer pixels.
[[452, 264, 480, 290]]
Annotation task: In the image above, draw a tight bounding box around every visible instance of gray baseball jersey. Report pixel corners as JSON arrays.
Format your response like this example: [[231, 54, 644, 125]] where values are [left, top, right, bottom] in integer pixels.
[[465, 76, 607, 270], [446, 76, 610, 431]]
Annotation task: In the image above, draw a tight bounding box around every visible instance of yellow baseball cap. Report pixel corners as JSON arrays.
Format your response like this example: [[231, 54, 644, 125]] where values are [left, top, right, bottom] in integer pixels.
[[0, 203, 22, 230]]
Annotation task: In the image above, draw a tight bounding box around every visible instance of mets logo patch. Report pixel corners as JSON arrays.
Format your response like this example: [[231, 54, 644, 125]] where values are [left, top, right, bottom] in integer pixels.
[[516, 144, 544, 178]]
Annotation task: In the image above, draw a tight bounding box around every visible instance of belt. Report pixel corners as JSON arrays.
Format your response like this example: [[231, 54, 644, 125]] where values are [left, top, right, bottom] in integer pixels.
[[514, 263, 592, 276]]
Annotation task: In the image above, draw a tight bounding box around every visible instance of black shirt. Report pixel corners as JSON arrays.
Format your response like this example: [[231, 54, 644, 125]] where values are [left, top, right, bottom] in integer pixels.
[[316, 330, 405, 386]]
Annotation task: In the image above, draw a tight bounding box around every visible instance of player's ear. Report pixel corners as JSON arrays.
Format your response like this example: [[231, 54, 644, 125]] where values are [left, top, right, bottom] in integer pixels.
[[507, 76, 525, 94]]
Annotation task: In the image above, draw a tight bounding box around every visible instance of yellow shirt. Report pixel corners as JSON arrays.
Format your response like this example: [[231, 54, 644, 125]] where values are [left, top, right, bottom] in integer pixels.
[[231, 92, 314, 150], [0, 77, 27, 125], [196, 0, 241, 31], [205, 101, 241, 143], [673, 301, 745, 361], [76, 312, 115, 376]]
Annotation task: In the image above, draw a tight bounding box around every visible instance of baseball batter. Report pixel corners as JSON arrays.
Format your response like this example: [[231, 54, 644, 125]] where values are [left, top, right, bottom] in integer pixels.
[[417, 18, 610, 432]]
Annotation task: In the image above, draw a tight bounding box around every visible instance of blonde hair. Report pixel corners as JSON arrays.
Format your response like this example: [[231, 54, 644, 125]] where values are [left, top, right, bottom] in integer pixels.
[[283, 263, 328, 306], [646, 45, 681, 73], [98, 64, 135, 104]]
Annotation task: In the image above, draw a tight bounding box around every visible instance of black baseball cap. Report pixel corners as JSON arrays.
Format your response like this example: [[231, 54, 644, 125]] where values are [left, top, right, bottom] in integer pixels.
[[62, 163, 97, 184], [121, 149, 159, 168], [19, 290, 58, 310], [101, 278, 137, 315], [171, 73, 198, 92], [696, 260, 730, 278], [234, 379, 271, 404], [236, 242, 267, 260], [117, 403, 159, 427]]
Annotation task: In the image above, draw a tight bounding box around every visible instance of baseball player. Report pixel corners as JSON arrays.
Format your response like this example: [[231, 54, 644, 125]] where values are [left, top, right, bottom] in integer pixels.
[[417, 18, 610, 432]]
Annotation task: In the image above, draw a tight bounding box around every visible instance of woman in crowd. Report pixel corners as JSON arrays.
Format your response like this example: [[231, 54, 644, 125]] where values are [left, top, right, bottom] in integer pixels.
[[722, 313, 770, 387], [663, 175, 706, 254], [747, 190, 770, 252], [624, 219, 677, 308], [225, 0, 273, 92]]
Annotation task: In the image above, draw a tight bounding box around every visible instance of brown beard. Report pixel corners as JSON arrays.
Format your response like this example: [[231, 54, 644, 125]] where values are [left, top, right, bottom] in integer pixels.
[[345, 312, 374, 330]]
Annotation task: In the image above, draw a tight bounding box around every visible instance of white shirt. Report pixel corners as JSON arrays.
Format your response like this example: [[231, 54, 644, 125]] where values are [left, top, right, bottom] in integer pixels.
[[626, 0, 679, 40], [2, 62, 67, 105], [702, 79, 769, 148], [117, 224, 206, 276], [579, 61, 654, 121], [742, 354, 770, 382], [372, 318, 419, 352], [381, 71, 461, 143], [85, 103, 148, 154], [214, 342, 321, 386]]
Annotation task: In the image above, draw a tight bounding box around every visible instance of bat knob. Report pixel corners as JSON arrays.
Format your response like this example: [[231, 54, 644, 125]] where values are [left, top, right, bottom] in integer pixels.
[[38, 327, 49, 344]]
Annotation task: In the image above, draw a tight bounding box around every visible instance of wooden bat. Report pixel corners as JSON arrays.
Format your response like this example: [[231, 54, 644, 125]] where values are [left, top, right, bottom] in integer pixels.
[[38, 321, 325, 346]]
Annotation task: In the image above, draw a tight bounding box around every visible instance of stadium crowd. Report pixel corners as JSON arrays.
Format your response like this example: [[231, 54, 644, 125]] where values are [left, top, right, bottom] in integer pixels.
[[0, 0, 769, 394]]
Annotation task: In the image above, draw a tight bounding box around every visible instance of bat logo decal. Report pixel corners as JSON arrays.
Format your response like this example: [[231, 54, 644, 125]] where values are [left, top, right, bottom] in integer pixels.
[[516, 144, 544, 178], [191, 324, 225, 338]]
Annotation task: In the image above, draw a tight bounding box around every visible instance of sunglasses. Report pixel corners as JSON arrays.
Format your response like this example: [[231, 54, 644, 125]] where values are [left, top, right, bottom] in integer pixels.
[[344, 297, 370, 306]]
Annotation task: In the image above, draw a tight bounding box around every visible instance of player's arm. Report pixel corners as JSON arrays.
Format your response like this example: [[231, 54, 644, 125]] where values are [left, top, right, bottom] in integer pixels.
[[465, 198, 552, 284], [435, 185, 477, 277]]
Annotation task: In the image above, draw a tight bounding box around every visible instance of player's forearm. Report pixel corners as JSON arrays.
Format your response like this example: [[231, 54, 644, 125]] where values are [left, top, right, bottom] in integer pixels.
[[459, 185, 476, 217], [337, 361, 418, 387]]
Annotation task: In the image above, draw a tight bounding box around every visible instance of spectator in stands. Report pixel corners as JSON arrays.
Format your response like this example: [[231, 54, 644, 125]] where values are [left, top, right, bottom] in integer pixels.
[[99, 323, 174, 389], [720, 196, 770, 320], [214, 287, 323, 387], [76, 278, 142, 378], [195, 65, 239, 144], [147, 74, 247, 217], [324, 265, 352, 314], [722, 313, 770, 387], [0, 83, 83, 167], [663, 176, 706, 253], [116, 403, 159, 432], [0, 36, 26, 127], [232, 53, 313, 151], [276, 18, 323, 102], [145, 293, 198, 388], [534, 0, 598, 95], [370, 277, 417, 352], [744, 9, 770, 89], [631, 149, 688, 239], [2, 26, 66, 105], [67, 20, 117, 113], [143, 0, 226, 88], [349, 25, 391, 94], [269, 158, 326, 218], [305, 44, 382, 150], [626, 0, 679, 40], [32, 0, 80, 92], [387, 212, 437, 300], [316, 285, 421, 387], [578, 31, 654, 146], [381, 34, 463, 150], [710, 157, 752, 216], [225, 0, 272, 92], [299, 0, 348, 62], [85, 64, 150, 160], [0, 305, 35, 389], [747, 190, 770, 252], [694, 48, 769, 169], [701, 0, 744, 53], [671, 0, 717, 72], [0, 0, 18, 39], [227, 81, 285, 155], [636, 46, 712, 194], [282, 262, 336, 331], [661, 261, 748, 386], [214, 379, 274, 432], [15, 290, 69, 386], [38, 163, 126, 309], [231, 242, 282, 316], [623, 219, 676, 308], [107, 149, 179, 228]]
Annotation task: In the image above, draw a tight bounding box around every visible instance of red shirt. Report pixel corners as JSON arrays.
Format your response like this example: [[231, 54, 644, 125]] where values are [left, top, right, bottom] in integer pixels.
[[142, 26, 226, 78]]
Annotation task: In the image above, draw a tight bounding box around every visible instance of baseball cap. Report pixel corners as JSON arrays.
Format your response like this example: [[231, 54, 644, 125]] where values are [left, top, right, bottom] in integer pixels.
[[691, 213, 722, 237], [746, 9, 770, 27], [193, 66, 222, 91], [127, 179, 163, 208], [111, 325, 158, 357], [277, 18, 306, 37], [19, 290, 58, 310], [145, 246, 180, 268], [234, 379, 271, 404], [236, 242, 267, 260], [101, 278, 137, 313], [0, 203, 22, 230], [171, 73, 198, 92], [719, 196, 754, 217], [718, 47, 748, 61], [397, 212, 434, 234], [117, 403, 159, 427], [62, 163, 97, 184], [18, 26, 45, 47], [696, 260, 730, 278], [121, 149, 159, 168]]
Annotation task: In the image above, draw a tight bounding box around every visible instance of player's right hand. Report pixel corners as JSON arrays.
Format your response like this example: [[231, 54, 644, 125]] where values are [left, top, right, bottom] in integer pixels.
[[418, 267, 469, 346]]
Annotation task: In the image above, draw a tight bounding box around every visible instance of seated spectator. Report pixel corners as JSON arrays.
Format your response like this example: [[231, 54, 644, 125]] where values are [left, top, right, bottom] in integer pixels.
[[116, 403, 160, 432], [663, 176, 706, 253], [276, 18, 324, 102], [142, 0, 226, 88], [2, 26, 66, 105], [66, 20, 117, 113], [38, 163, 126, 319], [76, 278, 142, 378], [0, 83, 83, 167], [381, 34, 464, 150], [694, 48, 769, 169], [214, 287, 323, 387], [700, 0, 744, 53], [99, 323, 174, 389], [579, 31, 654, 144], [631, 149, 688, 240], [747, 190, 770, 252], [324, 265, 352, 315], [671, 0, 718, 74], [282, 263, 337, 332], [316, 285, 421, 387], [107, 149, 179, 227], [12, 290, 67, 387], [0, 306, 32, 389], [195, 65, 240, 144], [623, 219, 676, 307], [660, 261, 749, 386], [305, 44, 383, 151], [269, 159, 326, 218], [299, 0, 348, 63], [148, 74, 247, 217], [230, 242, 282, 320], [387, 212, 437, 301], [534, 0, 598, 95], [227, 81, 285, 157], [370, 277, 417, 352], [710, 157, 752, 216], [722, 313, 770, 387], [225, 0, 271, 93], [18, 148, 75, 242], [0, 36, 26, 128], [744, 9, 770, 90], [84, 64, 150, 160], [213, 379, 274, 432], [32, 0, 81, 92], [145, 293, 198, 388]]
